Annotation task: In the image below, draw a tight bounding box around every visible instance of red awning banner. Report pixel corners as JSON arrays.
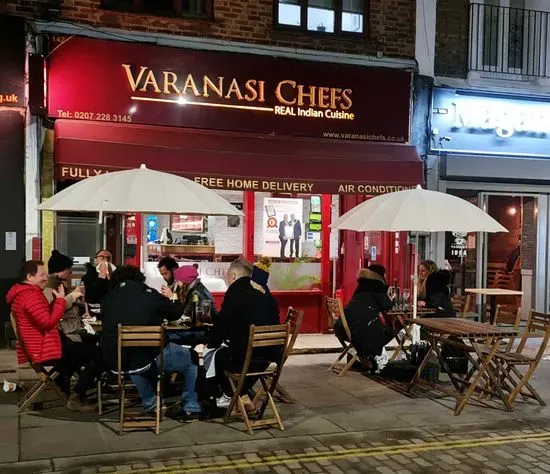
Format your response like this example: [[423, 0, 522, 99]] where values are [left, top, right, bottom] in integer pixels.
[[53, 120, 424, 195]]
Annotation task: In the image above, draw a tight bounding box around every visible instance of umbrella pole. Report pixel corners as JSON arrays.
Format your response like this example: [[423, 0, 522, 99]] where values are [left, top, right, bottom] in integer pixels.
[[412, 231, 420, 344]]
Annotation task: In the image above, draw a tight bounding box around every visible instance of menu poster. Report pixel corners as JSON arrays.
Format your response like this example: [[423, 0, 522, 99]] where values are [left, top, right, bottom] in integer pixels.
[[262, 197, 304, 258]]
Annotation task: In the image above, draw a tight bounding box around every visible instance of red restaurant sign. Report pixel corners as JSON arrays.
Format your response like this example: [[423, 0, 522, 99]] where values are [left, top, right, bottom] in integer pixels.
[[47, 37, 411, 141]]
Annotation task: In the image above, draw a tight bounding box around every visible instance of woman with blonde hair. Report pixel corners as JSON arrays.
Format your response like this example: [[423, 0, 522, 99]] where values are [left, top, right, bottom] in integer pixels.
[[417, 259, 437, 301]]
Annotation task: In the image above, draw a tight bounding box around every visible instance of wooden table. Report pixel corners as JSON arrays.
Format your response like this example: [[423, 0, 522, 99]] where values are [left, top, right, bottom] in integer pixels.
[[386, 308, 436, 363], [465, 288, 523, 324], [408, 318, 517, 415]]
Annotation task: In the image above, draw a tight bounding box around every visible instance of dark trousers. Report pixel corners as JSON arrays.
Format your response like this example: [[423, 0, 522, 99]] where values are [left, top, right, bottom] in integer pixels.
[[53, 334, 102, 399], [290, 238, 299, 257], [279, 237, 288, 258], [214, 347, 269, 397]]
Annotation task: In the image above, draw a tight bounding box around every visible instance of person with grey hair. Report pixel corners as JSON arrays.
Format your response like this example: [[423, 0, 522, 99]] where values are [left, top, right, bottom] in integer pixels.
[[203, 257, 280, 410]]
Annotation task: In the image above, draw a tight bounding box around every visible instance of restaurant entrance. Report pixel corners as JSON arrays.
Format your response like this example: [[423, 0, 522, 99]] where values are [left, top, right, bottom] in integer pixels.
[[444, 187, 549, 317]]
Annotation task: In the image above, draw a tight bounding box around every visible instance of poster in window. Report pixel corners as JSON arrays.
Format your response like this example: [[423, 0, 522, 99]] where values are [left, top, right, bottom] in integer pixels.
[[262, 197, 303, 258]]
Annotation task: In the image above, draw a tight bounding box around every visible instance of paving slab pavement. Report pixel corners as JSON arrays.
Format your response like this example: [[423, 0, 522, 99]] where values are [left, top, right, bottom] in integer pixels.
[[2, 346, 550, 472]]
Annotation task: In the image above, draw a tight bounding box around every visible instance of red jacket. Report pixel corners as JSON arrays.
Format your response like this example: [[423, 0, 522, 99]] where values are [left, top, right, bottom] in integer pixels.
[[6, 283, 66, 365]]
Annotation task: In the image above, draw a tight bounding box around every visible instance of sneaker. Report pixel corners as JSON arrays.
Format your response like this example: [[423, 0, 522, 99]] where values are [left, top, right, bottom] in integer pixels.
[[66, 394, 97, 413], [216, 394, 232, 408], [177, 411, 201, 423]]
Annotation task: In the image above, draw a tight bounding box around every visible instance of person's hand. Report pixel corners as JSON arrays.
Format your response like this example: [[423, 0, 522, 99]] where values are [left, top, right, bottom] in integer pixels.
[[70, 286, 84, 299], [161, 286, 174, 299], [417, 300, 426, 308], [53, 284, 66, 299], [98, 262, 109, 279]]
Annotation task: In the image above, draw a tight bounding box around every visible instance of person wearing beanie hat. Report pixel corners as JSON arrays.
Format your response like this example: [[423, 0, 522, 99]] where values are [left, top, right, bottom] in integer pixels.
[[162, 264, 217, 347], [251, 256, 272, 292], [48, 250, 73, 277]]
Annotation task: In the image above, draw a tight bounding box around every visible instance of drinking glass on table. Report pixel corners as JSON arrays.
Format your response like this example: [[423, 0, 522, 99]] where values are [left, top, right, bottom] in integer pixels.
[[402, 288, 411, 310], [196, 300, 212, 325]]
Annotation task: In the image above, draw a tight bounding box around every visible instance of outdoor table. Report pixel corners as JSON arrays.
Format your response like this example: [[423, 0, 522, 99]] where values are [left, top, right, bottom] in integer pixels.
[[408, 318, 518, 415], [465, 288, 523, 324], [386, 308, 436, 363]]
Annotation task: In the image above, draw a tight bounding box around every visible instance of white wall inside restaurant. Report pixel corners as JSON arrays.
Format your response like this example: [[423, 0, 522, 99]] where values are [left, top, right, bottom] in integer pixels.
[[208, 190, 243, 255]]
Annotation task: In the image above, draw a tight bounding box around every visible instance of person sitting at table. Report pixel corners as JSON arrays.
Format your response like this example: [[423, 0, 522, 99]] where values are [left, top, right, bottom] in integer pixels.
[[423, 270, 456, 317], [81, 249, 115, 320], [367, 264, 389, 287], [7, 260, 99, 412], [334, 268, 394, 373], [162, 264, 217, 346], [417, 259, 437, 302], [101, 265, 202, 422], [204, 257, 280, 410]]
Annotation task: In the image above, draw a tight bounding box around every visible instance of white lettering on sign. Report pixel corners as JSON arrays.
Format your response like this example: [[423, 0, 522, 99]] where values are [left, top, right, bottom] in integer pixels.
[[451, 101, 550, 138]]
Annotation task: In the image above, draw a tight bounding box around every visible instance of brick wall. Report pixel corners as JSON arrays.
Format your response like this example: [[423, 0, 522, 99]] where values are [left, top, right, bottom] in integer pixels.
[[434, 0, 469, 77], [2, 0, 416, 59]]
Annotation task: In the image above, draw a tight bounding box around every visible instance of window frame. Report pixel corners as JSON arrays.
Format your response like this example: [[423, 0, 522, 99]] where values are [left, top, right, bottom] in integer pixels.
[[101, 0, 214, 20], [273, 0, 368, 37]]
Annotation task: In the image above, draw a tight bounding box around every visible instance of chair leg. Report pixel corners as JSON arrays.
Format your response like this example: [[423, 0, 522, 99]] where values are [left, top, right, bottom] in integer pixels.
[[49, 381, 69, 407], [155, 378, 161, 435], [274, 383, 295, 404], [260, 377, 284, 431], [223, 378, 241, 425], [17, 382, 47, 413], [338, 354, 359, 377], [330, 345, 351, 372], [119, 383, 125, 436], [508, 364, 545, 407]]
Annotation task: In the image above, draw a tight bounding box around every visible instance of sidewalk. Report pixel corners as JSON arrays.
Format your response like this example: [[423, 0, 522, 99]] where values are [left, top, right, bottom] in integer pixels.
[[2, 343, 550, 473]]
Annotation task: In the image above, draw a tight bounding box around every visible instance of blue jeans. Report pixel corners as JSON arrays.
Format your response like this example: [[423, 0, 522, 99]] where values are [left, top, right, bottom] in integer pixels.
[[130, 343, 201, 414]]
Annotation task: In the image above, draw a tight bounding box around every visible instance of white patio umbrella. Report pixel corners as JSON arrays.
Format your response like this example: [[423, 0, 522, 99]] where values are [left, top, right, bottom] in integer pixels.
[[37, 164, 242, 217], [332, 185, 508, 342]]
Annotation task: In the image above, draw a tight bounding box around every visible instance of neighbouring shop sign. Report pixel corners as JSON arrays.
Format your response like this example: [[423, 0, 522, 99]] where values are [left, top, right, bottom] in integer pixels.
[[431, 88, 550, 157], [56, 164, 416, 195], [0, 16, 25, 107], [47, 36, 411, 141]]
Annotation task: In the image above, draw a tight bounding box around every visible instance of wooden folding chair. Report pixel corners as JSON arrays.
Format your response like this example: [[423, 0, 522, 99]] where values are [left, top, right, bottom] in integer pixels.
[[117, 325, 165, 435], [490, 310, 550, 407], [453, 294, 474, 320], [10, 313, 68, 413], [493, 304, 522, 352], [273, 307, 304, 403], [224, 324, 290, 434], [326, 296, 363, 376]]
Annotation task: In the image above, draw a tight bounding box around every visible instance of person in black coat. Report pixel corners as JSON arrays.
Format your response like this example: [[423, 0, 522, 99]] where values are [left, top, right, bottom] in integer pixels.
[[207, 257, 281, 396], [101, 265, 202, 420], [424, 270, 456, 317], [334, 268, 394, 359]]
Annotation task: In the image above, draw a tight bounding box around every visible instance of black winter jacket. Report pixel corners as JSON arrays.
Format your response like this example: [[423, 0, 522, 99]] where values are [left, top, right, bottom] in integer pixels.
[[208, 276, 281, 371], [101, 280, 181, 371]]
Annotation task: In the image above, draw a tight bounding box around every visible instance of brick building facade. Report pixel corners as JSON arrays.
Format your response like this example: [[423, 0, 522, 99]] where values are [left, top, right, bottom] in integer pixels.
[[2, 0, 416, 58]]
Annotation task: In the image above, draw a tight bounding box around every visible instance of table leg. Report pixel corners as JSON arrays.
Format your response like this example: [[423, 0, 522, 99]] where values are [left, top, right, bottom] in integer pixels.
[[489, 295, 497, 324]]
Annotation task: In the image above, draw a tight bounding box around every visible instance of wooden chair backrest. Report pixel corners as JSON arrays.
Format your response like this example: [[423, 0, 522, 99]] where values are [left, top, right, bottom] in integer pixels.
[[283, 307, 304, 362], [239, 324, 290, 377], [117, 325, 165, 381], [453, 294, 472, 319], [325, 296, 351, 340], [515, 310, 550, 361], [495, 304, 521, 328]]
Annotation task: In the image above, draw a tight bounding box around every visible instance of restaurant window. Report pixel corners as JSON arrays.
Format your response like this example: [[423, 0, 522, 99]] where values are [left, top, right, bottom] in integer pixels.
[[143, 190, 243, 292], [254, 193, 323, 291], [276, 0, 365, 34], [102, 0, 212, 18]]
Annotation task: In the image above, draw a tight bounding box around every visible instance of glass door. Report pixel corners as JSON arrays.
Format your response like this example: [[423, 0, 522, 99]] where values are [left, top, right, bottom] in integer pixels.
[[478, 192, 548, 317]]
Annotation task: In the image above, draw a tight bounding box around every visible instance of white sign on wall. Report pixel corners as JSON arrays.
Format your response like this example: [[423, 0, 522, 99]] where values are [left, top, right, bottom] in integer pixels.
[[262, 197, 303, 258]]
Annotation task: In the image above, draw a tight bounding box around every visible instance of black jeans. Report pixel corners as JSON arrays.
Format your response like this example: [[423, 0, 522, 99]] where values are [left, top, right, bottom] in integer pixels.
[[290, 238, 299, 257], [54, 334, 102, 399], [279, 237, 287, 258]]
